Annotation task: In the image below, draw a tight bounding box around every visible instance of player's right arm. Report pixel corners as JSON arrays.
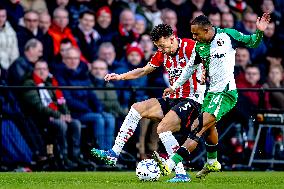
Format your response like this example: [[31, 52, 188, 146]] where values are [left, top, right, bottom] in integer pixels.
[[104, 64, 155, 81]]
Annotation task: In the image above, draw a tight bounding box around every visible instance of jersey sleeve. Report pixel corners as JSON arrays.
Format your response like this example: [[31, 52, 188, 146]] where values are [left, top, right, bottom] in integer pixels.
[[224, 28, 263, 49], [147, 51, 163, 68]]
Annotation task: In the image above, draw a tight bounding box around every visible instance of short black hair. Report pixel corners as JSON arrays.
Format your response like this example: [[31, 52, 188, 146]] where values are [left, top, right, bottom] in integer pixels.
[[79, 10, 95, 19], [245, 64, 260, 71], [191, 15, 212, 27], [150, 24, 173, 42], [0, 5, 6, 11]]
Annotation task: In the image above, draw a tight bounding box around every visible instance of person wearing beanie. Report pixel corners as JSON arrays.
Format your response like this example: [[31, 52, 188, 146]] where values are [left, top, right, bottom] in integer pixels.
[[95, 6, 117, 43]]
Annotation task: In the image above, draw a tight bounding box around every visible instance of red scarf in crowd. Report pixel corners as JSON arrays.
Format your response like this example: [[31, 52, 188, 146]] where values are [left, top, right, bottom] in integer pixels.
[[33, 73, 66, 111], [229, 0, 247, 12], [118, 23, 140, 39]]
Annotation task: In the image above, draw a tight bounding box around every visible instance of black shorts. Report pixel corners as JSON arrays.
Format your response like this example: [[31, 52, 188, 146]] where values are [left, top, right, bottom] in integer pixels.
[[157, 98, 201, 131]]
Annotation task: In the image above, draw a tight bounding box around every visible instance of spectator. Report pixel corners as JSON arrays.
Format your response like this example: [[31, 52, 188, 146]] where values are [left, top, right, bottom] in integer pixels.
[[114, 43, 148, 107], [73, 10, 101, 63], [210, 0, 230, 13], [95, 6, 116, 43], [0, 5, 19, 74], [228, 0, 253, 21], [17, 10, 54, 61], [161, 8, 178, 36], [68, 0, 91, 29], [97, 42, 123, 73], [54, 47, 115, 150], [39, 11, 54, 62], [160, 0, 193, 38], [50, 38, 72, 71], [89, 59, 127, 118], [263, 21, 281, 61], [113, 9, 140, 59], [221, 12, 235, 28], [22, 59, 89, 169], [235, 47, 251, 83], [237, 64, 270, 109], [190, 10, 204, 22], [208, 10, 221, 27], [134, 14, 147, 35], [263, 64, 284, 109], [260, 0, 281, 26], [0, 0, 24, 30], [92, 0, 132, 29], [235, 12, 267, 63], [8, 38, 43, 85], [17, 10, 41, 55], [136, 0, 162, 33], [48, 7, 78, 55]]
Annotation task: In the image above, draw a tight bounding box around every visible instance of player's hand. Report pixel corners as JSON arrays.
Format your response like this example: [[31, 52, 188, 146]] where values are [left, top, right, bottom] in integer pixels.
[[163, 87, 174, 98], [104, 73, 122, 81], [256, 12, 271, 31]]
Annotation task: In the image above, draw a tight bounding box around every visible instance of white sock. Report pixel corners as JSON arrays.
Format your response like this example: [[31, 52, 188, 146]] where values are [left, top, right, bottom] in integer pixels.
[[159, 131, 186, 175], [112, 107, 142, 155]]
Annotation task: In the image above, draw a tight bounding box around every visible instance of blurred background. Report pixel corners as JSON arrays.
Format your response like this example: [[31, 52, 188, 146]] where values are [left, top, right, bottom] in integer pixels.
[[0, 0, 284, 172]]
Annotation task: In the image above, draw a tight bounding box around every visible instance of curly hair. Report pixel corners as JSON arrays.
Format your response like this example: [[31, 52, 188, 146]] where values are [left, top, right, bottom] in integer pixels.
[[191, 15, 212, 27], [150, 24, 173, 42]]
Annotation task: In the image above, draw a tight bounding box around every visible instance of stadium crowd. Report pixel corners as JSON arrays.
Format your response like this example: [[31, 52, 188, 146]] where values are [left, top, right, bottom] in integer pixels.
[[0, 0, 284, 171]]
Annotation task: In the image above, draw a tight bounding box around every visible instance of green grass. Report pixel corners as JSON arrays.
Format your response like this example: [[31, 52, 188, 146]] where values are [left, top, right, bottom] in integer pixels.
[[0, 171, 284, 189]]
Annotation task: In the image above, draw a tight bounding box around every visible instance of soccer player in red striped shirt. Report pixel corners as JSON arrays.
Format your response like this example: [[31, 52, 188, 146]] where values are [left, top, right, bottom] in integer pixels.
[[91, 24, 219, 182]]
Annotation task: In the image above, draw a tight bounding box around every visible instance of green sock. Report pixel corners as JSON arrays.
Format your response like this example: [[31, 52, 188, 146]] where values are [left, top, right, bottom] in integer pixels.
[[207, 151, 217, 159], [172, 153, 183, 164]]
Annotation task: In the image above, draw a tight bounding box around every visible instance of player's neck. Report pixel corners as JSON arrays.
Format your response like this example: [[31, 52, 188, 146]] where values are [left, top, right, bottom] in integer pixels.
[[208, 27, 216, 42]]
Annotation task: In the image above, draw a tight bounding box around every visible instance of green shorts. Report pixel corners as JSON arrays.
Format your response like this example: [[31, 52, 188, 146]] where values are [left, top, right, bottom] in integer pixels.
[[202, 90, 238, 121]]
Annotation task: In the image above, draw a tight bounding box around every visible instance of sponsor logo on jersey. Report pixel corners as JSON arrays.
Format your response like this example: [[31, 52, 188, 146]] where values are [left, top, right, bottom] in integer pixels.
[[217, 39, 224, 46]]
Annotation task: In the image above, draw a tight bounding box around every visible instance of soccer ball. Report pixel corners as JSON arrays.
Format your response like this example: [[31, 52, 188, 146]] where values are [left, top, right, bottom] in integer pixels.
[[136, 159, 160, 181]]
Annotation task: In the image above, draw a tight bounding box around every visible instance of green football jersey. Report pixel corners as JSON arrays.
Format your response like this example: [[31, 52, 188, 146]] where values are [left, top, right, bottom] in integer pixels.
[[171, 27, 263, 93]]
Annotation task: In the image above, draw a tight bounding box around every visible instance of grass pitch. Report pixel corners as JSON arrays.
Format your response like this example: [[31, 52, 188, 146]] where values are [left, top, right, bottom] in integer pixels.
[[0, 171, 284, 189]]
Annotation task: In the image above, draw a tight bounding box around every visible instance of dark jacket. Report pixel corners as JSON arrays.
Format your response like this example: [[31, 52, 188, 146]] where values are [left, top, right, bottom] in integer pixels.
[[22, 75, 70, 119], [90, 75, 127, 117], [73, 26, 101, 63], [113, 58, 148, 107], [7, 56, 34, 85], [54, 62, 103, 117]]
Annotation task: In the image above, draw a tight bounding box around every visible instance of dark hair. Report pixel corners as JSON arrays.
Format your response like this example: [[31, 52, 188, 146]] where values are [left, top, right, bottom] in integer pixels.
[[0, 5, 6, 11], [150, 24, 173, 42], [245, 64, 259, 70], [191, 15, 212, 27], [79, 10, 95, 19], [60, 38, 72, 45]]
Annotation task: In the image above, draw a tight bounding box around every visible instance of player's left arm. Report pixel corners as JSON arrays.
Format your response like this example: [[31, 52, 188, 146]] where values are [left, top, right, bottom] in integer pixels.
[[225, 13, 270, 48]]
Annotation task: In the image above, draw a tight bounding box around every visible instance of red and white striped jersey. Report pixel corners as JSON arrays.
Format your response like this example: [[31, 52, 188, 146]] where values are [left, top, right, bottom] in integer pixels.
[[148, 38, 206, 104]]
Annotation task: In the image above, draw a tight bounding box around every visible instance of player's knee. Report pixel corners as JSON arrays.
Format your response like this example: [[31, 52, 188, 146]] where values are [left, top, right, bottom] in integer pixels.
[[131, 102, 144, 115]]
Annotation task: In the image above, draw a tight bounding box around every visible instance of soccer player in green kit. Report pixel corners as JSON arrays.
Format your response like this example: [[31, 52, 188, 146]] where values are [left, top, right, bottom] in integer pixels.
[[154, 12, 271, 178]]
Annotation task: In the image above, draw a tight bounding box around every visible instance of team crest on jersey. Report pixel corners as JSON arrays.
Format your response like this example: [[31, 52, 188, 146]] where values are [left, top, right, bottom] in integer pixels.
[[217, 39, 224, 46]]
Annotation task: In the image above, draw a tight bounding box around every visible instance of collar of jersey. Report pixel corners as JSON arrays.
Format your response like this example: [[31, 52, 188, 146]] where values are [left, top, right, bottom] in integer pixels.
[[209, 27, 218, 43]]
